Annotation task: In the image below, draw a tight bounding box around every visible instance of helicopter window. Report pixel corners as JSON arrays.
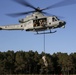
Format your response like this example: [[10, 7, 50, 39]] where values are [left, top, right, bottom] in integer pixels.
[[33, 18, 47, 27], [21, 25, 23, 27], [52, 17, 57, 22], [49, 23, 51, 24], [35, 16, 38, 19], [56, 17, 60, 20]]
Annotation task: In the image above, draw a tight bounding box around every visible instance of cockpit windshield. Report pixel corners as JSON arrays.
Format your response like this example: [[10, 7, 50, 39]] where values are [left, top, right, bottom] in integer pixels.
[[52, 16, 59, 22], [56, 16, 60, 20]]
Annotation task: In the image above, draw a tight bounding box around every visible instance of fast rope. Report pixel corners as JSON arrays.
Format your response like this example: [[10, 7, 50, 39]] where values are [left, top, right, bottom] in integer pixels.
[[43, 31, 45, 53], [42, 32, 48, 67]]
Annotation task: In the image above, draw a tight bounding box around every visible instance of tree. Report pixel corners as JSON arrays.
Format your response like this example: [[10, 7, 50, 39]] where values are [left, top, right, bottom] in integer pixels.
[[52, 53, 61, 74], [56, 52, 74, 75], [70, 53, 76, 74], [5, 50, 15, 74], [14, 51, 26, 74], [0, 50, 76, 74]]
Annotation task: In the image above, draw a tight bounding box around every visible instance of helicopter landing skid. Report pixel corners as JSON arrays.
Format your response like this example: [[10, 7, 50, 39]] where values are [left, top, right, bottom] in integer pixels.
[[35, 30, 57, 35]]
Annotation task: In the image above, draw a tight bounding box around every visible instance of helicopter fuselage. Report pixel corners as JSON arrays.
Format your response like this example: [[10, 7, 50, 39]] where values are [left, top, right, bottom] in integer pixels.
[[0, 12, 66, 33]]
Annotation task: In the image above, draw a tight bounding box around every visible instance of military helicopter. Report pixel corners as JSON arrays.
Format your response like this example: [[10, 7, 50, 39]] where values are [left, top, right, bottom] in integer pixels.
[[0, 0, 76, 34]]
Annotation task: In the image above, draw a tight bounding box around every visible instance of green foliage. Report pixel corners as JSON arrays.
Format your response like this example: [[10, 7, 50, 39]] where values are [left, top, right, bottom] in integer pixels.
[[0, 50, 76, 74]]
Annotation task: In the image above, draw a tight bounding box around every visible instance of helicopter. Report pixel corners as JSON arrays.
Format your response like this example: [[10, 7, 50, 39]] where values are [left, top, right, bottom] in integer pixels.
[[0, 0, 76, 34]]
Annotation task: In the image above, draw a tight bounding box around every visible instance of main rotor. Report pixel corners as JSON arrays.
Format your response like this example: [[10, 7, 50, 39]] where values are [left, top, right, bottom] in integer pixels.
[[7, 0, 76, 17]]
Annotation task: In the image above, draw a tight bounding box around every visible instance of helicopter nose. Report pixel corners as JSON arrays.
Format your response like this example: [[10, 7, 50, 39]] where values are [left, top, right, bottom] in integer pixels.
[[63, 21, 66, 25], [59, 21, 66, 25]]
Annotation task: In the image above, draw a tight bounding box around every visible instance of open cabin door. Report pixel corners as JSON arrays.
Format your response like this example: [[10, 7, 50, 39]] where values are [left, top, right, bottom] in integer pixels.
[[33, 18, 47, 27]]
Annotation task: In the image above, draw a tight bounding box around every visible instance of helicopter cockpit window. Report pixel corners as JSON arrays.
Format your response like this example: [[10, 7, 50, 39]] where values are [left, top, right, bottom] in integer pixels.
[[52, 17, 59, 22], [52, 17, 57, 22], [33, 18, 47, 27], [56, 17, 60, 20]]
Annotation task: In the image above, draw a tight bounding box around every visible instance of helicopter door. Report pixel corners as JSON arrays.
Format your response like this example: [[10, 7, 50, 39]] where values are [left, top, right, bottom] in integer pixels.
[[33, 18, 47, 27]]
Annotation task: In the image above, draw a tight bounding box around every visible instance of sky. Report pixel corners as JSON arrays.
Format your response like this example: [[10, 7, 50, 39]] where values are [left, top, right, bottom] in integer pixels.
[[0, 0, 76, 54]]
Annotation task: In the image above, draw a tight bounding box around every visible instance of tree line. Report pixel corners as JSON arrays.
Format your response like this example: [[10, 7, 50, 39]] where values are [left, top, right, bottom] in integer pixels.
[[0, 50, 76, 74]]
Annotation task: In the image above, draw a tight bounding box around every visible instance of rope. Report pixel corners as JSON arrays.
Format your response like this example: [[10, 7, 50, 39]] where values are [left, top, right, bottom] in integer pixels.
[[43, 31, 45, 53]]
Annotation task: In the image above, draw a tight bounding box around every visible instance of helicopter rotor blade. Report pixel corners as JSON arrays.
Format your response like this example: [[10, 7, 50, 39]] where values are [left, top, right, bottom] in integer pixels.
[[42, 11, 64, 18], [6, 11, 35, 17], [42, 12, 53, 16], [42, 0, 76, 11], [13, 0, 37, 10]]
